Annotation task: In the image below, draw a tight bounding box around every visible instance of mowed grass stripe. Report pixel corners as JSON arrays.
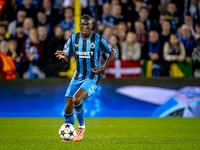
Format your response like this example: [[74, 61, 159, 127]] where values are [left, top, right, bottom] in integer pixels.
[[0, 118, 199, 150]]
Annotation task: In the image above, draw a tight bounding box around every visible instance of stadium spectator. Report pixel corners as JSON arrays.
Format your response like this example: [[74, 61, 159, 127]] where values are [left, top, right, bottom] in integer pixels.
[[16, 0, 43, 8], [144, 0, 160, 20], [190, 22, 200, 40], [179, 25, 195, 61], [64, 30, 73, 41], [134, 0, 144, 16], [102, 27, 112, 42], [22, 27, 44, 62], [23, 17, 34, 35], [134, 21, 148, 48], [42, 0, 57, 25], [159, 20, 171, 49], [166, 2, 181, 31], [0, 25, 9, 42], [184, 13, 193, 27], [97, 2, 113, 32], [142, 31, 161, 77], [116, 22, 127, 43], [17, 27, 44, 78], [179, 24, 195, 77], [36, 9, 52, 36], [159, 14, 168, 25], [8, 40, 22, 64], [38, 25, 50, 55], [60, 7, 74, 32], [14, 23, 28, 56], [0, 41, 16, 79], [48, 25, 65, 59], [39, 25, 67, 77], [109, 34, 121, 60], [16, 0, 38, 21], [193, 0, 200, 24], [111, 4, 124, 25], [127, 0, 143, 30], [8, 9, 27, 37], [87, 0, 96, 18], [121, 31, 141, 61], [159, 19, 172, 76], [192, 38, 200, 77], [137, 7, 154, 31], [120, 0, 135, 23], [163, 33, 186, 77], [111, 0, 120, 6], [154, 13, 168, 32]]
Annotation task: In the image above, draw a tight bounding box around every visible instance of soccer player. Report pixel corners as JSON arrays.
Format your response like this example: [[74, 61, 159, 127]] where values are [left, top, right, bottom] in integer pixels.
[[55, 14, 116, 142]]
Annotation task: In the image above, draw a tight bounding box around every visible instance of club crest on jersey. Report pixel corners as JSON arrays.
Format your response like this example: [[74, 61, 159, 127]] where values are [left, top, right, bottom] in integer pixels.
[[75, 44, 79, 48], [90, 43, 95, 49]]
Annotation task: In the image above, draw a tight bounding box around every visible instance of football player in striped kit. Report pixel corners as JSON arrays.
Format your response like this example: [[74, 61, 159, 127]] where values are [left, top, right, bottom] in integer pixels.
[[55, 14, 116, 142]]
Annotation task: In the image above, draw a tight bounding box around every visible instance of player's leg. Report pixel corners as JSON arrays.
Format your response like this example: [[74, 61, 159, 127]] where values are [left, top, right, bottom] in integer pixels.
[[72, 88, 87, 142], [64, 80, 80, 126], [64, 97, 75, 125], [72, 88, 87, 129]]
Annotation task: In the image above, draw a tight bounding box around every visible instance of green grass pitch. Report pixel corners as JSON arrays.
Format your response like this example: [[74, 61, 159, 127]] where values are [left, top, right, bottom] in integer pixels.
[[0, 118, 200, 150]]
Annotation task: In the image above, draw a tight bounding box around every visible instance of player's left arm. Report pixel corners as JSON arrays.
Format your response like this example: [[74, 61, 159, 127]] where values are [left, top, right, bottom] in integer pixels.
[[92, 38, 116, 74]]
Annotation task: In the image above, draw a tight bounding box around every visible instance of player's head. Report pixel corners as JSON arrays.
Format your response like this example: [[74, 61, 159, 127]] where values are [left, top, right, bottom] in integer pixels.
[[79, 14, 93, 37]]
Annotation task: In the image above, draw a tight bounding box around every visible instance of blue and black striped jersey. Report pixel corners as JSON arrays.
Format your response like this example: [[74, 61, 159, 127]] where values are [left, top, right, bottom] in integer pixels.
[[63, 32, 112, 84]]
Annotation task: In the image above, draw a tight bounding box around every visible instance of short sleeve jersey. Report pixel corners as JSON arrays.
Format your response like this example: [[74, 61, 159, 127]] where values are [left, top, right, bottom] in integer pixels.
[[63, 32, 112, 84]]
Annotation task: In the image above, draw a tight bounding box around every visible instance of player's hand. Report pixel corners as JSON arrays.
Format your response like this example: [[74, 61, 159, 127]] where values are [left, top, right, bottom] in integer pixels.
[[55, 50, 66, 59], [92, 68, 105, 74]]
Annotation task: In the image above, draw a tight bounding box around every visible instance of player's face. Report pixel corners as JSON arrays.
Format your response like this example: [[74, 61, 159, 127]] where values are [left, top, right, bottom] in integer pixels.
[[80, 19, 93, 37]]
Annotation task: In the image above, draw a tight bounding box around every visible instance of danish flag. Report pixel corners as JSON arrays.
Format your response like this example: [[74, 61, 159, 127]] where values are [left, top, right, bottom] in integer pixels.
[[104, 60, 141, 78]]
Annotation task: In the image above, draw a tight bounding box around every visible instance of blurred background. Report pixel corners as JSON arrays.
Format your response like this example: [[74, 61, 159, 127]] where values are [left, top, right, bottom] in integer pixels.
[[0, 0, 200, 118]]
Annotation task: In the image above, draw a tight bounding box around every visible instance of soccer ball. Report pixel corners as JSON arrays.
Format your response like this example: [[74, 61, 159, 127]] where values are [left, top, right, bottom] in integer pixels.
[[59, 124, 76, 140]]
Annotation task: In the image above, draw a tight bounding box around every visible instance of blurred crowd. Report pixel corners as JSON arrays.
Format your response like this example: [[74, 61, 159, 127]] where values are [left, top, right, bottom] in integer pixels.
[[0, 0, 200, 79]]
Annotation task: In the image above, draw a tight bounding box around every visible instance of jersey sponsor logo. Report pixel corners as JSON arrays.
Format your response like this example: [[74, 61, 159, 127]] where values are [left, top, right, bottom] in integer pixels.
[[76, 51, 94, 58]]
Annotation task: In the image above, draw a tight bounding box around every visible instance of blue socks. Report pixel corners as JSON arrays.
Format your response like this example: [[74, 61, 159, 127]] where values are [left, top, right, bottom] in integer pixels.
[[64, 112, 75, 125], [74, 103, 85, 128]]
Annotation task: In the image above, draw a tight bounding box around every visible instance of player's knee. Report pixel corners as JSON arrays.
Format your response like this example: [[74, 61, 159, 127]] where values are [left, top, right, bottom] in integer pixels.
[[72, 96, 81, 105], [65, 106, 73, 114]]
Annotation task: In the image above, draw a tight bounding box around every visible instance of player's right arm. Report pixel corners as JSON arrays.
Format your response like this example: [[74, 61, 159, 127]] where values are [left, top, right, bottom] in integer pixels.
[[55, 50, 71, 63], [55, 36, 72, 63]]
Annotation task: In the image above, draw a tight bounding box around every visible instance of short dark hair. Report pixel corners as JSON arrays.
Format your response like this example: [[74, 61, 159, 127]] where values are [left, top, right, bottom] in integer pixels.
[[80, 14, 92, 21], [136, 0, 144, 2], [0, 24, 6, 30], [185, 12, 192, 17], [65, 7, 74, 12], [16, 23, 23, 27], [38, 8, 45, 13], [139, 7, 149, 12], [38, 25, 47, 28], [170, 33, 179, 39], [168, 2, 177, 7], [162, 19, 171, 24]]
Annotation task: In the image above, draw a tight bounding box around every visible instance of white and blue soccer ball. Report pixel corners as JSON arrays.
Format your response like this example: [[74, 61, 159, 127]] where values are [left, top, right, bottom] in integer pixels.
[[59, 124, 76, 140]]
